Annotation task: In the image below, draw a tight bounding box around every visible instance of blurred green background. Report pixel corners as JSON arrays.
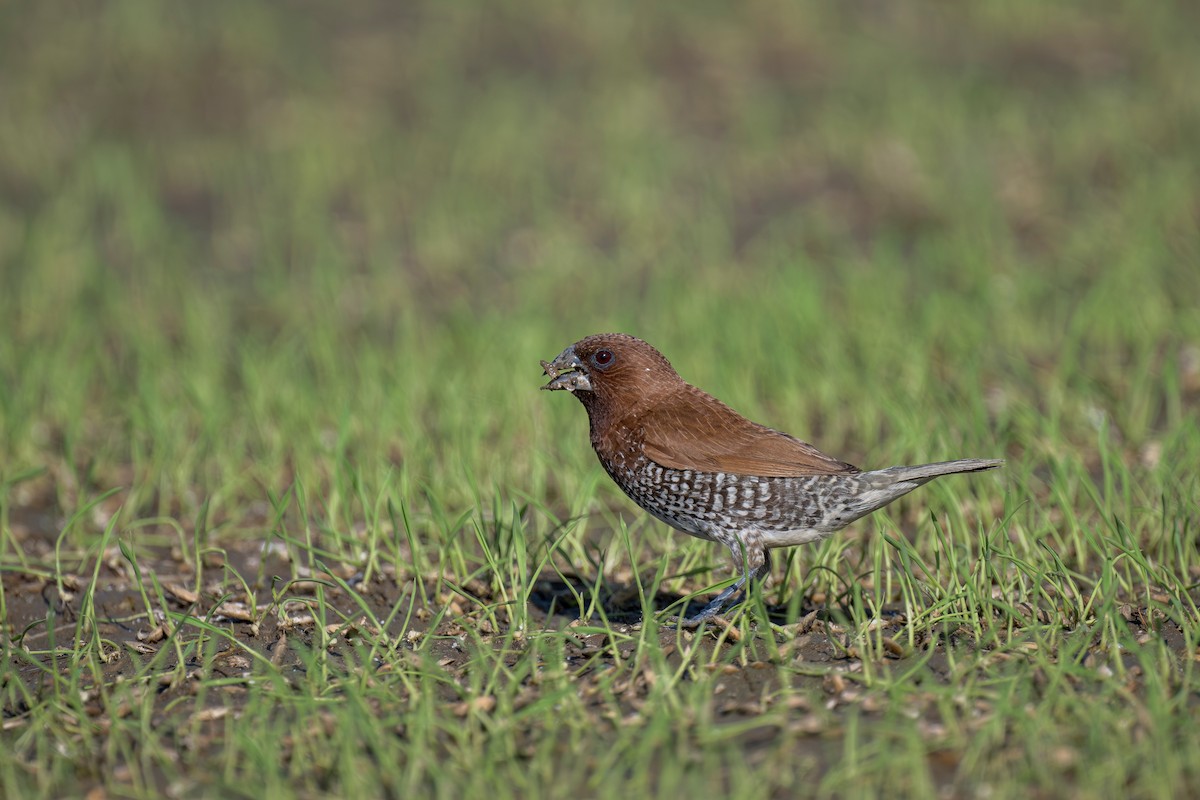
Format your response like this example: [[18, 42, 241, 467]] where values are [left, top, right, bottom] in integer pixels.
[[1, 0, 1198, 529]]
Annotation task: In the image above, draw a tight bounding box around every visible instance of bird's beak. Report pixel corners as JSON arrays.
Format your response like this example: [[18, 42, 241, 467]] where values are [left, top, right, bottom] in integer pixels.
[[540, 346, 592, 392]]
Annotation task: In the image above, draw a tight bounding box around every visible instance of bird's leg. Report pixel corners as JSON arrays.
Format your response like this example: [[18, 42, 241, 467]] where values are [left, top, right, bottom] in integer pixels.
[[679, 532, 768, 627]]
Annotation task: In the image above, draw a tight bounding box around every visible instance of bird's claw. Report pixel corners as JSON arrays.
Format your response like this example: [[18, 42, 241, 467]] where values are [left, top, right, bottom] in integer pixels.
[[658, 614, 707, 631], [659, 612, 742, 640]]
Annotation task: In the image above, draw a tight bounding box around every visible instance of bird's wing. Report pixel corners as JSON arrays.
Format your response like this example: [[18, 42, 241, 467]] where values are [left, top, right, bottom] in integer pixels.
[[638, 387, 859, 477]]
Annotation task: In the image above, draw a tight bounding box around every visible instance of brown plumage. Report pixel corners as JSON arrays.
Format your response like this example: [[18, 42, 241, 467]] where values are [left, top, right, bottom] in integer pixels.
[[542, 333, 1003, 624]]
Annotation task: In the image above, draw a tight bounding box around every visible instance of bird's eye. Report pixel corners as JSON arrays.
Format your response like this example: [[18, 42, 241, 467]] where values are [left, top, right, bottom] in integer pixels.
[[592, 349, 615, 369]]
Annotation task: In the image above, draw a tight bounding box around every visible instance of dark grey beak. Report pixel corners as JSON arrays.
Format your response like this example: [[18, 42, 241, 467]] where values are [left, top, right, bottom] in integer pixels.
[[540, 346, 592, 392]]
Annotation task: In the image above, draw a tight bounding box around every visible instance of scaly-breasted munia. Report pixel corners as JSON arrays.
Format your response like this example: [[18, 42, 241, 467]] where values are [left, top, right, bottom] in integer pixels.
[[541, 333, 1002, 624]]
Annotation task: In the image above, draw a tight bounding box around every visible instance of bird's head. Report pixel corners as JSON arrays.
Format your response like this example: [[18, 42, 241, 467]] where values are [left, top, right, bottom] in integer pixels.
[[540, 333, 681, 409]]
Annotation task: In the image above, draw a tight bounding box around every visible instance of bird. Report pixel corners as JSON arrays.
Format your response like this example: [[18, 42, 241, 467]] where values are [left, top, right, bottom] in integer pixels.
[[541, 333, 1002, 625]]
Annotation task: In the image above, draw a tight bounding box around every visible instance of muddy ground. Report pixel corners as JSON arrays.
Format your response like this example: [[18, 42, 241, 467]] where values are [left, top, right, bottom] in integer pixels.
[[3, 497, 1197, 795]]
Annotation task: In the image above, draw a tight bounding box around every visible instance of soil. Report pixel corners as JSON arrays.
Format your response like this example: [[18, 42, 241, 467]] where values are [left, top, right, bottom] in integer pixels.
[[3, 501, 1196, 796]]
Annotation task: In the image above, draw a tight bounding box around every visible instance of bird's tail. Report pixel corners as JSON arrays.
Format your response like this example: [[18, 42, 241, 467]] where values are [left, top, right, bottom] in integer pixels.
[[819, 458, 1002, 534], [869, 458, 1004, 486]]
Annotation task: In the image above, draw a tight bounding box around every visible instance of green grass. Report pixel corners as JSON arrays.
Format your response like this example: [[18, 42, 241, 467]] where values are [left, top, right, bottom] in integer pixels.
[[2, 0, 1199, 797]]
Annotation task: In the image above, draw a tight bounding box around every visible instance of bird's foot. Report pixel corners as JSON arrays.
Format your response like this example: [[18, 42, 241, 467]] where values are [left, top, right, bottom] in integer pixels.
[[659, 611, 734, 631], [658, 584, 744, 629], [686, 596, 740, 625], [658, 606, 745, 642]]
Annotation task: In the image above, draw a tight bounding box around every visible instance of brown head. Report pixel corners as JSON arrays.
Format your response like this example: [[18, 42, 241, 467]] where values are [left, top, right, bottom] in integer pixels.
[[540, 333, 682, 419]]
